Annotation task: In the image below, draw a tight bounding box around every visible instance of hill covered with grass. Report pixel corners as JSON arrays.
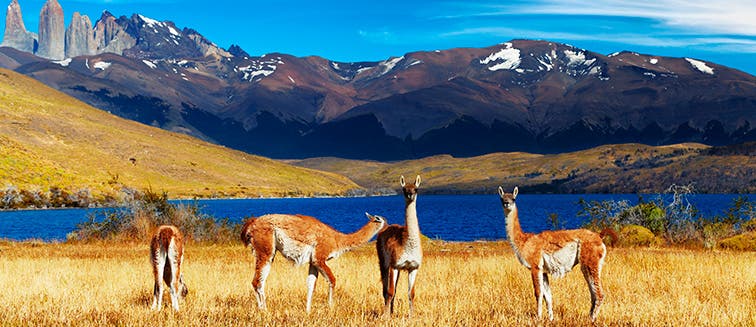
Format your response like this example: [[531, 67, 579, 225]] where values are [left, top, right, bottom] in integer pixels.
[[0, 68, 359, 203], [291, 142, 755, 194]]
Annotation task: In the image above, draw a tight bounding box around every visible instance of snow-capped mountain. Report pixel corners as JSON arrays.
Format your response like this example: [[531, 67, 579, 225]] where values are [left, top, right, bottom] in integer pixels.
[[1, 15, 754, 160]]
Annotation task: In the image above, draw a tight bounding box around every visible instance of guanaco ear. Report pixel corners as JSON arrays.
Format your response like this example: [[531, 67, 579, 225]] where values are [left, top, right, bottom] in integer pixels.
[[415, 175, 422, 187], [400, 175, 406, 187], [498, 186, 505, 197], [513, 186, 519, 199]]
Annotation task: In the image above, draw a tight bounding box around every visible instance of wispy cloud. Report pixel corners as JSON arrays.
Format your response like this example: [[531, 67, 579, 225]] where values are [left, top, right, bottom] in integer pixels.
[[442, 0, 756, 36], [509, 0, 756, 36], [443, 27, 756, 52], [434, 0, 756, 53]]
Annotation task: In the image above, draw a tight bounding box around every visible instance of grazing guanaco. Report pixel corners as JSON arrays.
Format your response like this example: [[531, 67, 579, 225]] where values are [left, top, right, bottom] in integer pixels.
[[498, 186, 607, 321], [376, 175, 423, 318], [241, 212, 386, 313], [150, 225, 188, 311]]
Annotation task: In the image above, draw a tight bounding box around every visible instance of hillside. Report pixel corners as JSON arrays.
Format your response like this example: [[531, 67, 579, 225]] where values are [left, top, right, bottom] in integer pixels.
[[290, 143, 756, 194], [0, 68, 359, 201]]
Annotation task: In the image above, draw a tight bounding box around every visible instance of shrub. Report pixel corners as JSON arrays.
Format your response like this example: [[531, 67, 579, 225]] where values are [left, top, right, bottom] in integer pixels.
[[618, 202, 666, 235], [701, 222, 735, 249], [578, 198, 631, 231], [0, 185, 22, 209], [718, 232, 756, 251], [69, 188, 240, 243], [618, 225, 656, 247]]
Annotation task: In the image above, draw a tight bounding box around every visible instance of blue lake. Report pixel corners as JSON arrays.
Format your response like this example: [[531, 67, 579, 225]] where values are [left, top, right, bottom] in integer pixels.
[[0, 194, 751, 242]]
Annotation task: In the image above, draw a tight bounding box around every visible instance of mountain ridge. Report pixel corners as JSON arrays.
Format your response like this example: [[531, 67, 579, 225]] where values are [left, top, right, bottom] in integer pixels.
[[290, 142, 756, 194], [0, 6, 753, 160]]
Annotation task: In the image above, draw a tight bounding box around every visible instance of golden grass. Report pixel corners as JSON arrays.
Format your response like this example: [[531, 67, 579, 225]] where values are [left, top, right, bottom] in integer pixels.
[[0, 69, 358, 198], [0, 241, 753, 326]]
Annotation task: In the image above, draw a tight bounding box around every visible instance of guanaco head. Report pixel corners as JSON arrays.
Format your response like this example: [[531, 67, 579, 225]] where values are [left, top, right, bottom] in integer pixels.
[[240, 217, 255, 247], [365, 212, 387, 229], [400, 175, 422, 203], [498, 186, 518, 212]]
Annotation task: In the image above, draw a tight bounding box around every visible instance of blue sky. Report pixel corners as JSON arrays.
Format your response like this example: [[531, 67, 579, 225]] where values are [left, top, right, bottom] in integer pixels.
[[5, 0, 756, 75]]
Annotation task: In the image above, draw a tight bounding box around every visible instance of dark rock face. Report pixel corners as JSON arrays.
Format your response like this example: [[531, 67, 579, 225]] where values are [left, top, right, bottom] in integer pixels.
[[93, 11, 136, 55], [228, 44, 249, 58], [1, 0, 37, 52], [65, 12, 95, 58], [37, 0, 65, 60]]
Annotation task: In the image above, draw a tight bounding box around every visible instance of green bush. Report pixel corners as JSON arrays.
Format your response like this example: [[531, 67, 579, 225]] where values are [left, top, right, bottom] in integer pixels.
[[618, 202, 666, 235]]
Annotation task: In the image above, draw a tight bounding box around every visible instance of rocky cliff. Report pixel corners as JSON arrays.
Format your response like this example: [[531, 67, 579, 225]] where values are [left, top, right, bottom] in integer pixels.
[[92, 11, 136, 55], [65, 12, 95, 58], [36, 0, 64, 60], [1, 0, 36, 52]]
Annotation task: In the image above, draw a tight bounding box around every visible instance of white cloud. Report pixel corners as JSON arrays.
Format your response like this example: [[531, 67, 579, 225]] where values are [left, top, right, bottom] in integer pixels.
[[467, 0, 756, 36], [442, 24, 756, 53]]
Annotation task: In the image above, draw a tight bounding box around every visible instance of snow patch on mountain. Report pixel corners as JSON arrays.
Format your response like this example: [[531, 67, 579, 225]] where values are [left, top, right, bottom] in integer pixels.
[[537, 55, 554, 71], [564, 50, 595, 66], [480, 42, 521, 71], [685, 58, 714, 75], [142, 60, 157, 69], [356, 66, 373, 75], [138, 14, 163, 28], [94, 61, 111, 70], [407, 59, 423, 67], [380, 56, 404, 75], [167, 26, 180, 37], [236, 56, 284, 81], [53, 58, 72, 67]]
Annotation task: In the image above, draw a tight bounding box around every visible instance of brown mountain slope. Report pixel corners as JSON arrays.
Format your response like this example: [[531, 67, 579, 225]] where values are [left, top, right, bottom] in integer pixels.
[[0, 68, 359, 199], [290, 143, 755, 194]]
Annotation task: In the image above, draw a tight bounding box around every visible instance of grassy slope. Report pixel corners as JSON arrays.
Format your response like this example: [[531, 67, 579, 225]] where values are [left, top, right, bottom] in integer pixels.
[[0, 241, 753, 326], [291, 143, 755, 194], [0, 68, 359, 198]]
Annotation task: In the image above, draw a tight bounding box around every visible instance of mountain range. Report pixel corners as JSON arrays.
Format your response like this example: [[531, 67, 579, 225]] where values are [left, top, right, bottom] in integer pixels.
[[1, 3, 754, 160]]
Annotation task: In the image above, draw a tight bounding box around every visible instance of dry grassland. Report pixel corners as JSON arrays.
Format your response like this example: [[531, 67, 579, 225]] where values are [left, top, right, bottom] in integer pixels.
[[0, 240, 754, 326]]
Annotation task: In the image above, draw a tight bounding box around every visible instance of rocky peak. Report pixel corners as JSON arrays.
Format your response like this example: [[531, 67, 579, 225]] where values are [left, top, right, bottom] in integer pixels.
[[1, 0, 37, 52], [185, 29, 231, 58], [228, 44, 249, 58], [65, 12, 95, 57], [37, 0, 65, 60], [93, 11, 136, 55]]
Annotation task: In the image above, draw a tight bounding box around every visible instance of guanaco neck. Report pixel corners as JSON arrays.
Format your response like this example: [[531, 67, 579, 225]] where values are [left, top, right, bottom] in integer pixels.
[[405, 199, 421, 244], [335, 221, 382, 250], [504, 205, 528, 254]]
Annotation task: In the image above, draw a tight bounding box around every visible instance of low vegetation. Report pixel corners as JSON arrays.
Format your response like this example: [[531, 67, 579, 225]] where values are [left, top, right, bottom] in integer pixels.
[[68, 188, 240, 243], [290, 142, 756, 194], [579, 184, 755, 250]]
